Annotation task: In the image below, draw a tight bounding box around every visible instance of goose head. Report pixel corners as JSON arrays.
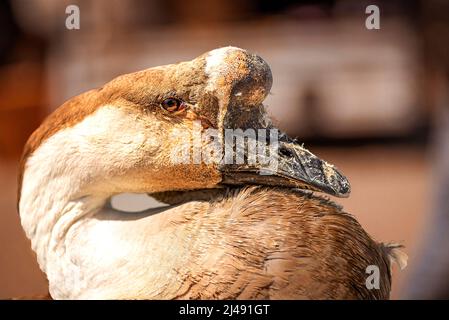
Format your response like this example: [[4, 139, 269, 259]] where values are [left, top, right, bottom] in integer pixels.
[[20, 46, 349, 202]]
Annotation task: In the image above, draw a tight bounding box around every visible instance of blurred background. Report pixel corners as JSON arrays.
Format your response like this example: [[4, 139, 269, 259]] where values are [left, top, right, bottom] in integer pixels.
[[1, 0, 448, 299]]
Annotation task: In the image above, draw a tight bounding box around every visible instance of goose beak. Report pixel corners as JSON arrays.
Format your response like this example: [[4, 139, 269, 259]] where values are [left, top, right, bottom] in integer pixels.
[[201, 47, 350, 197], [220, 133, 351, 198]]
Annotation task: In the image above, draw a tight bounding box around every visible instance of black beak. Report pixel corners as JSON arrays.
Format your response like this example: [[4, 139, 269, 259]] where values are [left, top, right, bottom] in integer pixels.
[[220, 132, 351, 198]]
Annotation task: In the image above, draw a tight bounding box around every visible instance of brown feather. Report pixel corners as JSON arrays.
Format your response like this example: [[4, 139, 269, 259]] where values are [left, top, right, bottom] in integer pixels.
[[146, 186, 395, 300]]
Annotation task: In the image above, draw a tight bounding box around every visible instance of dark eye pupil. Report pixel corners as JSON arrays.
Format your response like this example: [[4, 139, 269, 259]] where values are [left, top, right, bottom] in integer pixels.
[[162, 98, 181, 111], [166, 99, 177, 107]]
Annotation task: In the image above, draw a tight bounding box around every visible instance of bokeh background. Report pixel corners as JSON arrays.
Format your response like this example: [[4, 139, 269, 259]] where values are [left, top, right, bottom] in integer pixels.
[[1, 0, 448, 299]]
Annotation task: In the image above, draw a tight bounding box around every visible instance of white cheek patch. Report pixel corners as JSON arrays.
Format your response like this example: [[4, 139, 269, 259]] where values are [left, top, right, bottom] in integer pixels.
[[19, 105, 153, 266]]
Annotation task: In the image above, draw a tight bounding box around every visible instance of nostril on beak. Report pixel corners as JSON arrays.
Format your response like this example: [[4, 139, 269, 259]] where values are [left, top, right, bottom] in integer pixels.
[[279, 146, 293, 158]]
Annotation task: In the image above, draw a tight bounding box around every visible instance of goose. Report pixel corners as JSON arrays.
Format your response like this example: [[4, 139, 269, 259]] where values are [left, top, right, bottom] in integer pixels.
[[18, 46, 406, 299]]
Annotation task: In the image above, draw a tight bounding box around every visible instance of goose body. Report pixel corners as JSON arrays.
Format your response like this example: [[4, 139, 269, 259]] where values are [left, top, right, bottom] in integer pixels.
[[18, 47, 404, 299]]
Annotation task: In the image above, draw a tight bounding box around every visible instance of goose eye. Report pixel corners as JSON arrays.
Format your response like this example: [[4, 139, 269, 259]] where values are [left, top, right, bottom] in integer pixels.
[[161, 98, 186, 112]]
